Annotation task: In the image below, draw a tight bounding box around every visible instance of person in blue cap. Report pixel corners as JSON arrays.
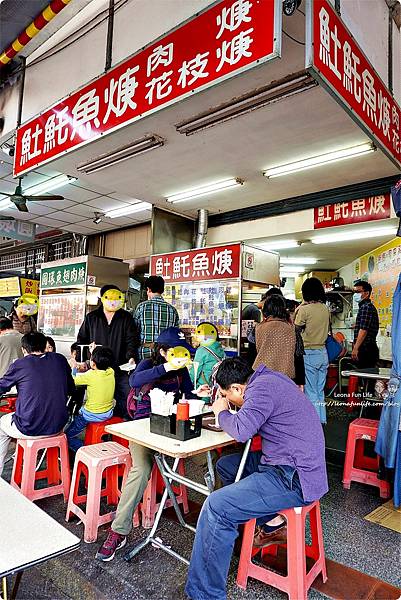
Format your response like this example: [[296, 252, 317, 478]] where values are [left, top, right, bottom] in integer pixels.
[[96, 327, 196, 562]]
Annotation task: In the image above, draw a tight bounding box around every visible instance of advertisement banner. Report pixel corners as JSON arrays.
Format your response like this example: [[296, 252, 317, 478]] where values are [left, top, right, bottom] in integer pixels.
[[306, 0, 401, 168], [354, 237, 401, 329], [0, 220, 36, 242], [40, 261, 87, 290], [14, 0, 280, 176], [314, 194, 391, 229], [150, 243, 241, 283]]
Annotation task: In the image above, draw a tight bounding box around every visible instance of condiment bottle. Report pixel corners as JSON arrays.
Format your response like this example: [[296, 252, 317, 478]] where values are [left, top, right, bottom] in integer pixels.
[[176, 395, 189, 421]]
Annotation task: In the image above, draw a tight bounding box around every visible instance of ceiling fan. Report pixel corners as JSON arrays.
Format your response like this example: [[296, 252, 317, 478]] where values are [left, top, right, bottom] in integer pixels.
[[0, 177, 64, 214]]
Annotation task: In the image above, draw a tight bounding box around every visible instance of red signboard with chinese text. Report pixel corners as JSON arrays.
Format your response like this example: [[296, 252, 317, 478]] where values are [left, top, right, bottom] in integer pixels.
[[314, 194, 391, 229], [14, 0, 280, 176], [150, 244, 241, 283], [308, 0, 401, 168]]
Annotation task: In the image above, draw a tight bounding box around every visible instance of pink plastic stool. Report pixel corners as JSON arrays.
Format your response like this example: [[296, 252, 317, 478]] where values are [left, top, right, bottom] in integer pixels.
[[342, 418, 391, 498], [11, 433, 70, 502], [138, 460, 189, 528], [237, 502, 327, 600], [66, 441, 131, 543]]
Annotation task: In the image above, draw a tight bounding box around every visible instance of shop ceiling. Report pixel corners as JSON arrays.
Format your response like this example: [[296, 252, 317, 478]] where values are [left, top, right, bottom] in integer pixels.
[[245, 218, 399, 271], [0, 7, 399, 246]]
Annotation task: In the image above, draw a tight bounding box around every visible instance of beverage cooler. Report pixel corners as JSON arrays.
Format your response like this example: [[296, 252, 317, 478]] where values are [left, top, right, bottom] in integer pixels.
[[37, 255, 129, 356], [150, 243, 280, 355]]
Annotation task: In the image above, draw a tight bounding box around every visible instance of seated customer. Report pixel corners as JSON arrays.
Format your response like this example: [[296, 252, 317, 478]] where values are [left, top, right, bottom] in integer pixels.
[[0, 332, 74, 476], [45, 336, 56, 352], [96, 327, 195, 562], [0, 317, 23, 378], [185, 358, 328, 600], [65, 346, 115, 452], [253, 294, 296, 380]]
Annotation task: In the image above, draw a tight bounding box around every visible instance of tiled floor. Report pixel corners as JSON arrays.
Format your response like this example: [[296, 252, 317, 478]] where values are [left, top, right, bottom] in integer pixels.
[[2, 436, 400, 600]]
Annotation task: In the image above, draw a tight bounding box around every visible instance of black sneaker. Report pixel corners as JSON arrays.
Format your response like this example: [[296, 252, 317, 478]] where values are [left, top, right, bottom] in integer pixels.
[[95, 529, 127, 561]]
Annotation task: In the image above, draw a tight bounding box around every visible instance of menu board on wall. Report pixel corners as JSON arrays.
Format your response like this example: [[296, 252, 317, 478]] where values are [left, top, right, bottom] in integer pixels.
[[354, 237, 401, 329]]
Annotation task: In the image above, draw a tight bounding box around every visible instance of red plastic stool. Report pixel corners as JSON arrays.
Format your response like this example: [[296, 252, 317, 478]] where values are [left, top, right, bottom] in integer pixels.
[[66, 441, 131, 542], [0, 395, 17, 414], [84, 416, 129, 448], [237, 502, 327, 600], [11, 433, 70, 502], [139, 460, 189, 528], [342, 418, 391, 498], [346, 375, 359, 413]]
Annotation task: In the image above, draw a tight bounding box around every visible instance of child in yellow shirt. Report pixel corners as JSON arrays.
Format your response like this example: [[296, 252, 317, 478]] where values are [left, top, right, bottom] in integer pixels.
[[66, 346, 115, 451]]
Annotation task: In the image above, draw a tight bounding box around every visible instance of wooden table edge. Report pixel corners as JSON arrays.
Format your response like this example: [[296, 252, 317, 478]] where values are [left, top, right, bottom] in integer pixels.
[[105, 424, 235, 458]]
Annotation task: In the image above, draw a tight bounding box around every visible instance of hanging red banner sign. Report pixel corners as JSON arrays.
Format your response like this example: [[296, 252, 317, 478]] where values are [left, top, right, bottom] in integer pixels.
[[150, 244, 241, 283], [14, 0, 280, 177], [314, 194, 391, 229], [307, 0, 401, 168]]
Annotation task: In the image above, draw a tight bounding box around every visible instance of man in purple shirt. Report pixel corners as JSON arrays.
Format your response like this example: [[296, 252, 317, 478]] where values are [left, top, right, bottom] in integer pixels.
[[0, 332, 74, 476], [186, 358, 328, 600]]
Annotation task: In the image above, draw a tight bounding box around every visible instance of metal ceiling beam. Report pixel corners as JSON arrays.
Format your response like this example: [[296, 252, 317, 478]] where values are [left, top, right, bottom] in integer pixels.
[[208, 175, 399, 227], [0, 0, 71, 67]]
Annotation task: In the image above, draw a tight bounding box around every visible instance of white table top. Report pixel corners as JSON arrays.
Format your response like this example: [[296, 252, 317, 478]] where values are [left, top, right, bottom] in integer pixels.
[[106, 418, 235, 458], [341, 368, 392, 380], [0, 478, 80, 577]]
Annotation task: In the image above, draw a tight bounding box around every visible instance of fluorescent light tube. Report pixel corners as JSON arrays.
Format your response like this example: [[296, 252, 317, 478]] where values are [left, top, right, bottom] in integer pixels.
[[105, 202, 152, 218], [176, 74, 317, 135], [259, 240, 300, 250], [77, 135, 165, 174], [280, 257, 317, 265], [264, 143, 375, 178], [281, 266, 306, 273], [25, 174, 77, 195], [166, 178, 243, 203], [312, 226, 397, 244], [281, 271, 304, 278]]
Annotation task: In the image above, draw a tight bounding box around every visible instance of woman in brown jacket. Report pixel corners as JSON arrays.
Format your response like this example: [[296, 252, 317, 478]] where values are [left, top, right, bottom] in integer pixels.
[[253, 294, 296, 380]]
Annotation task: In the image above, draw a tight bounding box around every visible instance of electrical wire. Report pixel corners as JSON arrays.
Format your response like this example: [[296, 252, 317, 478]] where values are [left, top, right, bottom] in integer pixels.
[[283, 30, 305, 46], [26, 0, 131, 69]]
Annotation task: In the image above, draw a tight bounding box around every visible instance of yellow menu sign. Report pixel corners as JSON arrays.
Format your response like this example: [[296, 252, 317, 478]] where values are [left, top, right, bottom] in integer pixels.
[[0, 277, 39, 298], [354, 237, 401, 329], [20, 278, 39, 296], [0, 277, 21, 297]]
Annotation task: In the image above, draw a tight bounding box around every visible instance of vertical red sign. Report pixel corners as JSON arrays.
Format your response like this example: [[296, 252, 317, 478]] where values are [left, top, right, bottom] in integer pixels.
[[309, 0, 401, 168]]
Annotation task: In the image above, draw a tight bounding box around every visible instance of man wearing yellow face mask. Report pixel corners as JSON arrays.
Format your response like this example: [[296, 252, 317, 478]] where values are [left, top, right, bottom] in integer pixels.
[[10, 294, 38, 335], [77, 284, 139, 419]]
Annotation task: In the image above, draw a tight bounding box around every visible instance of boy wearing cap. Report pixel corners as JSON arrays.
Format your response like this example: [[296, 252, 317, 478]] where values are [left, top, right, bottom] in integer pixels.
[[96, 327, 195, 562]]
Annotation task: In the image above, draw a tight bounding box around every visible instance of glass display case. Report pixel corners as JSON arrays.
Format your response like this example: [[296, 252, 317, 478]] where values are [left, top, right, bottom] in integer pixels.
[[38, 255, 129, 356], [150, 243, 280, 355]]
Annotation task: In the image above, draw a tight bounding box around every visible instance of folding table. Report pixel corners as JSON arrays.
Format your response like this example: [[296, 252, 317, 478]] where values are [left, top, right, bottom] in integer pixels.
[[0, 478, 80, 599], [105, 418, 251, 564]]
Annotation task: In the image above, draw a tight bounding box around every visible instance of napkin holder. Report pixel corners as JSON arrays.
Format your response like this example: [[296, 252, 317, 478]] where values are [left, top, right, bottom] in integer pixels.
[[149, 413, 202, 441]]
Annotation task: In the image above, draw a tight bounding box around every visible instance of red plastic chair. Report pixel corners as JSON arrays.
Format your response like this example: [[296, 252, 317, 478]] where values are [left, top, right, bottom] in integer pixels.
[[343, 418, 391, 498], [0, 395, 17, 414], [84, 416, 129, 448], [139, 461, 189, 528], [237, 501, 327, 600]]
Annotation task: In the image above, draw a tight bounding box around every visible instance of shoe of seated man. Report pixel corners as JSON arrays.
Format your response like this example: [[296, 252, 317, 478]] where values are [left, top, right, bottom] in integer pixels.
[[96, 529, 127, 561], [253, 524, 287, 548]]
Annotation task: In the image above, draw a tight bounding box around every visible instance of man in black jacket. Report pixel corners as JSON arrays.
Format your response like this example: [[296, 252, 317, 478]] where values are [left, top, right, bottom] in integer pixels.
[[77, 284, 139, 419]]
